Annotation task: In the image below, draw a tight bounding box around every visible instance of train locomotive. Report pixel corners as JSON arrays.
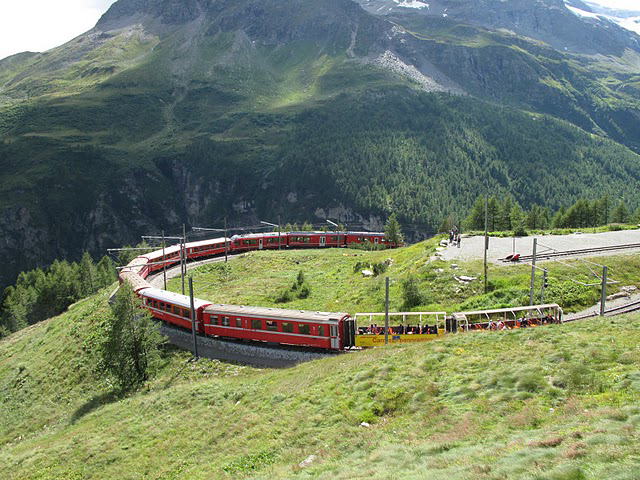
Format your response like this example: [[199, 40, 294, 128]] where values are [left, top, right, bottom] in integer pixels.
[[119, 231, 394, 351]]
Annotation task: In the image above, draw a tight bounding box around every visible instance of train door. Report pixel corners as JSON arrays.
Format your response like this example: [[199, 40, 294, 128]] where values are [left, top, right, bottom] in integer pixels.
[[374, 237, 379, 245], [330, 323, 339, 349], [320, 236, 326, 247], [259, 238, 264, 250]]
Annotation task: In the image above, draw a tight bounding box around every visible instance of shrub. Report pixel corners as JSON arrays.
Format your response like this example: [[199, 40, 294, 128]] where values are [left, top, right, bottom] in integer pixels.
[[402, 275, 423, 309]]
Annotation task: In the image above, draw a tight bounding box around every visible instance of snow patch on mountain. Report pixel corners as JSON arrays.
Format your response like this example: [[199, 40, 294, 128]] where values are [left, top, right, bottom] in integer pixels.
[[565, 0, 640, 35], [566, 5, 600, 19], [393, 0, 430, 9]]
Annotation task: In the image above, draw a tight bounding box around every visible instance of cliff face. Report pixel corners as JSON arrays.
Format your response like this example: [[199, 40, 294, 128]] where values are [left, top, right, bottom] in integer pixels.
[[1, 0, 640, 289]]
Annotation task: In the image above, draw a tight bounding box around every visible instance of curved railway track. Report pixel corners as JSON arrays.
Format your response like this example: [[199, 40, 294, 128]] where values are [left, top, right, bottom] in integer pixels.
[[564, 299, 640, 322], [501, 242, 640, 263]]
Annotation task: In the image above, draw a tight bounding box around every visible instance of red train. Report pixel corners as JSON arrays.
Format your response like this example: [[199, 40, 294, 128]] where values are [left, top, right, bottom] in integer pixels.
[[119, 230, 395, 351]]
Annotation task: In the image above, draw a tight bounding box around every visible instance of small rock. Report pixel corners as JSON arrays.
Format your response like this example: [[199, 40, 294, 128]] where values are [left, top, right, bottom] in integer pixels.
[[434, 252, 442, 257], [436, 268, 444, 273], [439, 240, 449, 247], [607, 292, 629, 301], [436, 247, 445, 252], [458, 275, 477, 282], [360, 422, 371, 428], [451, 264, 459, 269], [385, 258, 394, 266], [362, 270, 374, 277], [621, 286, 637, 293], [299, 455, 317, 468]]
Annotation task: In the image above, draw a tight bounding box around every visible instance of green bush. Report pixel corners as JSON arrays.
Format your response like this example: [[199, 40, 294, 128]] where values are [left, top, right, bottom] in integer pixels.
[[402, 275, 423, 309]]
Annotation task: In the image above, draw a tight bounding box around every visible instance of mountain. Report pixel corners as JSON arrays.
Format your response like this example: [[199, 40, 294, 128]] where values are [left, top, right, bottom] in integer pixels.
[[1, 0, 640, 289]]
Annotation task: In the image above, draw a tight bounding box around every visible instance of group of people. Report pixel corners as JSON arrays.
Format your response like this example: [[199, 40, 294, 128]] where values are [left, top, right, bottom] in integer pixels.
[[449, 227, 462, 248], [471, 315, 558, 331], [358, 324, 439, 335]]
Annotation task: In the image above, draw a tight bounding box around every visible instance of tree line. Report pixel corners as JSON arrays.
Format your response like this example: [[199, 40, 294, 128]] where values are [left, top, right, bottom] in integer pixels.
[[0, 253, 117, 338], [462, 194, 638, 233]]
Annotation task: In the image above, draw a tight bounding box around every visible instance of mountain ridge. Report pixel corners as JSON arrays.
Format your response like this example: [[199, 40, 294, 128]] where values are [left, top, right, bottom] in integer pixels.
[[1, 0, 640, 290]]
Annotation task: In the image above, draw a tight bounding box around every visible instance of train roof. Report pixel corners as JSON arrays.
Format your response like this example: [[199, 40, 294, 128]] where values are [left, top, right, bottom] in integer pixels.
[[231, 232, 282, 239], [345, 231, 385, 236], [203, 304, 349, 323], [187, 237, 229, 248], [119, 271, 152, 292], [287, 231, 337, 235], [123, 256, 150, 273], [140, 288, 212, 310]]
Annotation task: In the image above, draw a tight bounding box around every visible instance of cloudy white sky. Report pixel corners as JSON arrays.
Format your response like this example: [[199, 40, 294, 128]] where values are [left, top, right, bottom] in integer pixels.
[[0, 0, 639, 60], [0, 0, 117, 60]]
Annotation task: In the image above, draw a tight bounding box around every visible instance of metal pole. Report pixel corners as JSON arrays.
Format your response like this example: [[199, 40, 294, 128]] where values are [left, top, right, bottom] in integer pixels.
[[224, 217, 228, 263], [278, 214, 281, 250], [162, 230, 167, 290], [181, 224, 186, 295], [529, 238, 537, 305], [189, 276, 199, 359], [484, 194, 489, 294], [385, 277, 390, 345], [600, 265, 608, 317], [540, 269, 547, 304]]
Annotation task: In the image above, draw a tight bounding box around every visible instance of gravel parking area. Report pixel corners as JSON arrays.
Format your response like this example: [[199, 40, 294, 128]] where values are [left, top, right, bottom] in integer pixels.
[[440, 229, 640, 263]]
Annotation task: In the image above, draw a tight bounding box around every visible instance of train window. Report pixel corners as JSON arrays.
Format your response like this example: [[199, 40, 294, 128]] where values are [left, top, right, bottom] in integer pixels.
[[330, 325, 338, 337], [304, 237, 310, 243], [331, 236, 339, 242], [251, 319, 263, 330], [159, 302, 166, 310], [211, 316, 218, 325], [298, 324, 310, 335], [183, 309, 191, 319], [235, 318, 242, 327], [173, 305, 180, 315], [318, 325, 325, 337], [282, 322, 293, 333], [266, 321, 277, 331], [222, 316, 230, 326]]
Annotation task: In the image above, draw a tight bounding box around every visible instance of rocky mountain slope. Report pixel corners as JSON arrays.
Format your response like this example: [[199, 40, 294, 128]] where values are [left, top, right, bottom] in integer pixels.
[[1, 0, 640, 289]]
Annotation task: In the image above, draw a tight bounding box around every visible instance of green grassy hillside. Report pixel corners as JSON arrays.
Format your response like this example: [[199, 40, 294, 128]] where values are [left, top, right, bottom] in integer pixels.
[[1, 284, 639, 479], [168, 239, 640, 314]]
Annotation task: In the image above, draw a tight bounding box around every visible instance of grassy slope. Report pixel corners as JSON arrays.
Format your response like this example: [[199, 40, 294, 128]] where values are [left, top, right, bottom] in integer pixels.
[[1, 285, 640, 479], [168, 239, 640, 314]]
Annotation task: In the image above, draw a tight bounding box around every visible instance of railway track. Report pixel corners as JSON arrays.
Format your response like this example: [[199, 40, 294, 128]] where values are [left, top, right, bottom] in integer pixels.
[[501, 242, 640, 263], [564, 299, 640, 322]]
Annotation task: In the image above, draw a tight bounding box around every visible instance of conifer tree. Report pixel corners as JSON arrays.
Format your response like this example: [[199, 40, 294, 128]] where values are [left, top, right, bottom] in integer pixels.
[[384, 214, 404, 245], [100, 284, 164, 392], [611, 201, 629, 224], [79, 252, 97, 297]]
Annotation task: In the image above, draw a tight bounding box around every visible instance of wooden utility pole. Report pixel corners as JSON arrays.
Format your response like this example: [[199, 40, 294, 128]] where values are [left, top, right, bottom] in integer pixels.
[[529, 238, 538, 305], [600, 265, 608, 317], [181, 223, 186, 295], [384, 277, 390, 345], [189, 276, 199, 359], [484, 194, 489, 294], [224, 217, 228, 263], [162, 230, 167, 290]]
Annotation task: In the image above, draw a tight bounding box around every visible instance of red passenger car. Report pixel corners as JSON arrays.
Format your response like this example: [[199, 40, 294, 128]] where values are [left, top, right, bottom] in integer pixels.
[[230, 233, 284, 252], [202, 305, 352, 350], [140, 288, 211, 332], [287, 232, 346, 248], [186, 237, 230, 260], [345, 232, 397, 248]]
